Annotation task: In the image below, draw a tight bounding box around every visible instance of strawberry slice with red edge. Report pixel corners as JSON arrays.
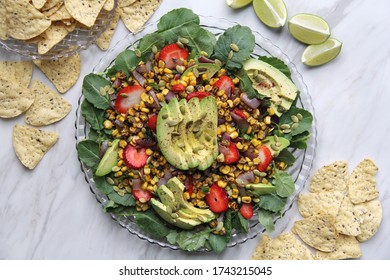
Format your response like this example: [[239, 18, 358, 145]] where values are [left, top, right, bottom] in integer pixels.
[[115, 85, 144, 114], [205, 183, 229, 213], [212, 76, 235, 95], [132, 180, 152, 202], [186, 91, 211, 101], [147, 114, 157, 132], [123, 144, 148, 169], [257, 145, 273, 172], [171, 83, 186, 92], [158, 43, 189, 69], [240, 203, 254, 219], [219, 142, 240, 164]]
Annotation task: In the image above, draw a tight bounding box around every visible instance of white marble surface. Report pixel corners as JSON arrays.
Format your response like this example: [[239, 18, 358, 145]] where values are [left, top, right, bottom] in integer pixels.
[[1, 0, 389, 260]]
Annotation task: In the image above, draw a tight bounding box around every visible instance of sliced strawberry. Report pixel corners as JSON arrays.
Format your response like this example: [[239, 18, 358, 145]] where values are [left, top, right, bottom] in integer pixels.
[[212, 76, 235, 96], [205, 183, 229, 213], [123, 144, 148, 169], [186, 91, 211, 101], [232, 108, 247, 119], [132, 180, 152, 202], [219, 142, 240, 164], [257, 145, 273, 172], [171, 83, 186, 92], [240, 203, 254, 219], [147, 114, 157, 132], [158, 43, 189, 69], [185, 175, 194, 196], [114, 85, 144, 114]]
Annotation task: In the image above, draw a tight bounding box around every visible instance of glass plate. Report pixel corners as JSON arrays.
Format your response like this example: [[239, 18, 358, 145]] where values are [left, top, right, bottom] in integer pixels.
[[75, 15, 317, 251], [0, 1, 117, 60]]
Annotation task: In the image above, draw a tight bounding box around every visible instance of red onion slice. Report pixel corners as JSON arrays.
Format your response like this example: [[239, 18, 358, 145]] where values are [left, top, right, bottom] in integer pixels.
[[240, 92, 261, 109]]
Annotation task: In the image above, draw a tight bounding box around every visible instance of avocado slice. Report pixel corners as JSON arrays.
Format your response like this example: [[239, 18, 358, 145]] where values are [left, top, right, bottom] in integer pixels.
[[95, 139, 120, 176], [245, 183, 276, 197], [263, 136, 290, 157], [243, 58, 298, 116], [156, 96, 218, 171], [182, 63, 220, 80]]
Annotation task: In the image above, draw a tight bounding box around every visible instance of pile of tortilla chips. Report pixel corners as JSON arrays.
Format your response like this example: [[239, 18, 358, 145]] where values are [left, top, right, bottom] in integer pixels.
[[0, 0, 162, 55], [252, 159, 383, 260]]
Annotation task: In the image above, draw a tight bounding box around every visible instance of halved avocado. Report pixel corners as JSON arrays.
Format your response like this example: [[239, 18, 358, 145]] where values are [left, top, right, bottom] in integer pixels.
[[95, 139, 120, 176]]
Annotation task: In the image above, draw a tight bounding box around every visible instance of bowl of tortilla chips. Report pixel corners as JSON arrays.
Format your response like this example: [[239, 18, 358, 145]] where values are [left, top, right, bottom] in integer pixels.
[[0, 0, 117, 59]]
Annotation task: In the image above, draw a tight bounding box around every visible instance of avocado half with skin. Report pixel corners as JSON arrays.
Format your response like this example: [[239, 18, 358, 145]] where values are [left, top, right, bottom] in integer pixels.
[[243, 58, 298, 116], [156, 96, 218, 171]]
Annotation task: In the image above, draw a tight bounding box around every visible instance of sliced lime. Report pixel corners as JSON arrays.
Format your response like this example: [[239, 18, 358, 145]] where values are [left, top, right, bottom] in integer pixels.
[[253, 0, 287, 28], [289, 13, 331, 44], [301, 38, 342, 66], [226, 0, 253, 9]]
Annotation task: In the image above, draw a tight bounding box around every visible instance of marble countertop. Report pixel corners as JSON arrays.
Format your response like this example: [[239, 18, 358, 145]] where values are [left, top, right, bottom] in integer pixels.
[[1, 0, 389, 260]]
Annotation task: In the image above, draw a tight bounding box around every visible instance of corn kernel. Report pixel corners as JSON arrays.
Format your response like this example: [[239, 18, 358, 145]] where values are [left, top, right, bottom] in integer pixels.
[[230, 131, 239, 139], [264, 115, 271, 125], [220, 165, 231, 174], [191, 193, 197, 199], [103, 120, 113, 129], [163, 68, 172, 74], [189, 80, 197, 86], [253, 158, 261, 165], [241, 196, 252, 204], [217, 180, 228, 188], [217, 90, 225, 96], [201, 73, 208, 80], [119, 140, 127, 148], [140, 107, 150, 113], [233, 97, 241, 106], [226, 125, 235, 134], [111, 129, 119, 137], [117, 159, 123, 167], [232, 77, 240, 84], [145, 148, 153, 156], [232, 188, 239, 198], [184, 192, 190, 200], [236, 142, 244, 150]]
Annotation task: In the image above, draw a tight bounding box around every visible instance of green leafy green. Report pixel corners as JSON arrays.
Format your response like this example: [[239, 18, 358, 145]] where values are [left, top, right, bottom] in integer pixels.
[[82, 73, 111, 110], [137, 32, 165, 59], [275, 149, 296, 166], [279, 107, 313, 137], [258, 56, 292, 80], [111, 49, 141, 76], [258, 193, 287, 213], [94, 175, 114, 195], [175, 227, 213, 251], [81, 99, 105, 132], [273, 170, 295, 198], [76, 140, 100, 169], [234, 68, 266, 99], [213, 25, 255, 70], [289, 131, 311, 149], [258, 209, 275, 232], [206, 210, 232, 254], [232, 211, 249, 233], [178, 23, 216, 58]]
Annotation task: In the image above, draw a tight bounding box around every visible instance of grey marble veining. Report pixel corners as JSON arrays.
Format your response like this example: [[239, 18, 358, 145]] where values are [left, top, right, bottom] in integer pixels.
[[1, 0, 389, 260]]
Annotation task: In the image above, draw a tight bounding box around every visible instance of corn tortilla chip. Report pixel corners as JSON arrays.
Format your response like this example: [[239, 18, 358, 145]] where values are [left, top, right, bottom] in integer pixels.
[[251, 234, 271, 260], [309, 160, 348, 193], [315, 234, 362, 260], [103, 0, 115, 11], [0, 78, 35, 118], [38, 21, 71, 54], [120, 0, 160, 33], [0, 60, 33, 88], [41, 0, 63, 11], [64, 0, 106, 28], [96, 7, 120, 51], [12, 124, 59, 170], [32, 0, 48, 10], [41, 1, 64, 17], [335, 195, 361, 236], [293, 213, 337, 252], [49, 4, 73, 21], [298, 191, 345, 218], [0, 1, 8, 40], [355, 200, 382, 242], [25, 80, 72, 126], [119, 0, 136, 7], [348, 159, 379, 204], [6, 0, 51, 40], [33, 53, 81, 93]]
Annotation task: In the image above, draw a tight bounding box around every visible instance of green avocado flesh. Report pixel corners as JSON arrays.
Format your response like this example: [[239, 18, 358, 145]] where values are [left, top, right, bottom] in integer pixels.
[[243, 58, 298, 116], [156, 96, 218, 171], [182, 63, 221, 80], [95, 139, 120, 176], [263, 136, 290, 157], [151, 177, 216, 229]]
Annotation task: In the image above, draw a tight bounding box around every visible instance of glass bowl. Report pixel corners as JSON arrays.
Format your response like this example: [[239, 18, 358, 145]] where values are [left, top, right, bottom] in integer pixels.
[[75, 15, 317, 251], [0, 2, 117, 60]]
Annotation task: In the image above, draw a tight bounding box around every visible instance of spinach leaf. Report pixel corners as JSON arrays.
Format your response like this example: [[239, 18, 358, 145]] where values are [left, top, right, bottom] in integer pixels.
[[206, 210, 232, 254], [138, 32, 165, 58], [232, 211, 249, 233], [112, 49, 141, 76], [176, 227, 213, 251], [82, 73, 111, 110], [179, 23, 216, 57], [213, 25, 255, 70], [234, 68, 266, 100], [258, 193, 287, 213], [258, 56, 292, 80], [289, 131, 311, 149], [76, 140, 100, 169], [258, 209, 275, 232], [81, 99, 105, 131], [273, 170, 295, 198], [279, 107, 313, 137], [166, 230, 179, 245], [275, 149, 296, 166], [107, 192, 136, 207], [94, 175, 114, 195]]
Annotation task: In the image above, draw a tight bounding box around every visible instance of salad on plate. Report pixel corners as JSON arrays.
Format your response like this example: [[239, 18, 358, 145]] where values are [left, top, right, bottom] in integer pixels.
[[76, 8, 313, 253]]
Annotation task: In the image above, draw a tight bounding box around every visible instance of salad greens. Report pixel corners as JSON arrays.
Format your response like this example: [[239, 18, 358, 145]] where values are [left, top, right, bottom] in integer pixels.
[[76, 8, 313, 254]]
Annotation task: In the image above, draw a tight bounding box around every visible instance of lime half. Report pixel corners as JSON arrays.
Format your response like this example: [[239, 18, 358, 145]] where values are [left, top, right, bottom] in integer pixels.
[[226, 0, 253, 9], [253, 0, 287, 28], [289, 13, 331, 44], [301, 38, 342, 66]]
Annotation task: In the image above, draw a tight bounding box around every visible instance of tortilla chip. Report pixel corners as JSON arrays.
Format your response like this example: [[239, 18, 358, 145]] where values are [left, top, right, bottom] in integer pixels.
[[33, 53, 81, 93], [335, 195, 361, 236], [292, 213, 337, 252], [38, 21, 71, 54], [0, 78, 35, 118], [6, 0, 51, 40], [41, 1, 64, 17], [252, 233, 313, 260], [0, 60, 33, 88], [12, 124, 59, 170], [120, 0, 160, 33], [41, 0, 63, 11], [119, 0, 136, 7], [64, 0, 106, 28], [32, 0, 48, 10], [348, 159, 379, 204], [49, 4, 73, 21], [315, 234, 362, 260], [103, 0, 115, 11], [355, 200, 382, 242], [298, 190, 345, 218], [25, 80, 72, 126], [0, 1, 8, 40], [309, 160, 349, 193], [96, 7, 120, 51], [251, 234, 271, 260]]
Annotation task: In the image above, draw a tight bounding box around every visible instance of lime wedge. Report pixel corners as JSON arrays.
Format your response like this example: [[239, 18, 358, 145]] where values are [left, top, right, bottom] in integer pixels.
[[95, 139, 120, 176], [253, 0, 287, 28], [289, 13, 331, 44], [226, 0, 253, 9], [301, 38, 342, 66]]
